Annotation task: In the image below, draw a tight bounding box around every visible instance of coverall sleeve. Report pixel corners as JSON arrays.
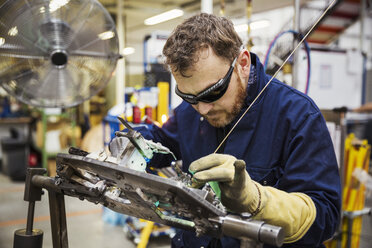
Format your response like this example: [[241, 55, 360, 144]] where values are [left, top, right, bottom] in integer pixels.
[[279, 111, 341, 247]]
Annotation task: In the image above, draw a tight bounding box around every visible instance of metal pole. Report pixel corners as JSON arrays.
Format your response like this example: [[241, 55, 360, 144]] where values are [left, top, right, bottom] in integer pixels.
[[201, 0, 213, 14], [116, 0, 125, 105], [346, 216, 352, 248], [48, 191, 68, 248], [42, 111, 47, 170], [220, 0, 225, 16], [337, 111, 347, 248], [360, 0, 366, 53], [246, 0, 253, 50], [26, 202, 36, 235], [292, 0, 301, 89], [14, 168, 45, 248]]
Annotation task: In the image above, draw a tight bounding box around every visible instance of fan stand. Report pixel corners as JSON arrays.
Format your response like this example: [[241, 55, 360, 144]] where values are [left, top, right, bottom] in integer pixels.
[[13, 168, 46, 248], [14, 168, 69, 248]]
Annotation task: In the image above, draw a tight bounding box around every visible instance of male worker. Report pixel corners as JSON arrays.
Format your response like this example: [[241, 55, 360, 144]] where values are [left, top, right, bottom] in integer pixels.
[[130, 13, 341, 247]]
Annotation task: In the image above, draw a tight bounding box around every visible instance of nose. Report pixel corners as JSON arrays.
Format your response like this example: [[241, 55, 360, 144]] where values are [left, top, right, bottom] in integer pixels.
[[196, 102, 213, 115]]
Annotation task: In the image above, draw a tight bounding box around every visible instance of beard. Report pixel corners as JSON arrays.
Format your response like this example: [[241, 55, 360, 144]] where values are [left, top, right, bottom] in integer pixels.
[[204, 76, 247, 128]]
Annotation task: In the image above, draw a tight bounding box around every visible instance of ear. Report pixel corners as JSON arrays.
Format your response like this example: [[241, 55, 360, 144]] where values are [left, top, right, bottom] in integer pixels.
[[238, 49, 251, 77]]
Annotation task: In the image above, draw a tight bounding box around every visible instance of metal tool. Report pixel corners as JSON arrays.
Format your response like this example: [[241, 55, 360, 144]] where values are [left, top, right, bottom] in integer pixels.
[[22, 152, 283, 247], [108, 117, 176, 171], [15, 126, 284, 247]]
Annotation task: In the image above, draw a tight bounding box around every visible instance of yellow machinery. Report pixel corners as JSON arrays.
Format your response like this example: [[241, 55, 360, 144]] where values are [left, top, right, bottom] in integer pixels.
[[326, 133, 371, 248]]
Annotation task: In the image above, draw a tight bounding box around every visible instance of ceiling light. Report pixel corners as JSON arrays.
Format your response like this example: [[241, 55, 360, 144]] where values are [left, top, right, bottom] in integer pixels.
[[8, 26, 18, 36], [251, 20, 271, 29], [49, 0, 70, 12], [123, 47, 135, 56], [98, 31, 115, 40], [144, 9, 184, 26], [234, 20, 271, 33], [234, 24, 248, 33], [0, 37, 5, 46]]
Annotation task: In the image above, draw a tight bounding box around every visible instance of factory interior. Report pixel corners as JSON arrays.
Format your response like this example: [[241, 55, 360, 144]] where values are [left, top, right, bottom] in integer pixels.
[[1, 0, 372, 247]]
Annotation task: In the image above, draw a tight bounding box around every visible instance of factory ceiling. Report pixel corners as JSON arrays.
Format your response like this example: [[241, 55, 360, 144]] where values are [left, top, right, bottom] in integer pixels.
[[97, 0, 313, 44]]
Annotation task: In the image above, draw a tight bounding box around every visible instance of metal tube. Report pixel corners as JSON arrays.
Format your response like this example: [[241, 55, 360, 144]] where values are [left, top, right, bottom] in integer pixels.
[[346, 217, 352, 248], [292, 0, 301, 89], [360, 0, 366, 52], [210, 216, 284, 247], [246, 0, 252, 49], [293, 0, 300, 32], [26, 202, 35, 235], [115, 0, 125, 105], [201, 0, 213, 14], [220, 0, 225, 16], [221, 216, 262, 239], [337, 113, 347, 248], [31, 175, 61, 193], [258, 222, 284, 247], [48, 191, 69, 248]]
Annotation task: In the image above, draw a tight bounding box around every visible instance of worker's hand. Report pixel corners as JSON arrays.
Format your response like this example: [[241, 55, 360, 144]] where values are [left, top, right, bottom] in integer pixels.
[[189, 153, 317, 243], [189, 154, 258, 214]]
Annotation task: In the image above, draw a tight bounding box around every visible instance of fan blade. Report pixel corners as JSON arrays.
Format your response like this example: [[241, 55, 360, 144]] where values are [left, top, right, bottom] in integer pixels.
[[0, 0, 120, 107]]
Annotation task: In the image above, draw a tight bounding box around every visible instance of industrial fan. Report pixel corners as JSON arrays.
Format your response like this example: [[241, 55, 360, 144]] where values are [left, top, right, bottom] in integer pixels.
[[0, 0, 121, 108]]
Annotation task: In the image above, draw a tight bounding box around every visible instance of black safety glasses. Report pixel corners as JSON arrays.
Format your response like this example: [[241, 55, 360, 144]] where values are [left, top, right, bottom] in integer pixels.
[[175, 56, 238, 105]]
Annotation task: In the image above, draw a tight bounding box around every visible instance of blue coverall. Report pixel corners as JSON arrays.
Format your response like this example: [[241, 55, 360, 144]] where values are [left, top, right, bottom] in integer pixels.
[[136, 53, 341, 247]]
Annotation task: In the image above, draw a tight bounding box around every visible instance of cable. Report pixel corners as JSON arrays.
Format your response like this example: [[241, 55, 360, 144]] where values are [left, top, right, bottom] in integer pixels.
[[263, 30, 311, 95]]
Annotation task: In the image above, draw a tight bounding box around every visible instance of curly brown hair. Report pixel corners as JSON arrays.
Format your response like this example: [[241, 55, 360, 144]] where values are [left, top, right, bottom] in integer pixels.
[[163, 13, 243, 77]]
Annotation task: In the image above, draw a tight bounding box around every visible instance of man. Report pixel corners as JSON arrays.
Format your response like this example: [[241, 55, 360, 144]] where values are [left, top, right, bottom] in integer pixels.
[[133, 13, 341, 247]]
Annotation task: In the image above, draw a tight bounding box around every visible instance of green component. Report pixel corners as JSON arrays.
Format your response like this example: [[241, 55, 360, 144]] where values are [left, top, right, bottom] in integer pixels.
[[158, 202, 172, 208], [154, 201, 172, 208], [208, 181, 221, 199], [153, 200, 194, 227], [154, 208, 195, 228], [189, 170, 221, 199], [134, 136, 154, 159]]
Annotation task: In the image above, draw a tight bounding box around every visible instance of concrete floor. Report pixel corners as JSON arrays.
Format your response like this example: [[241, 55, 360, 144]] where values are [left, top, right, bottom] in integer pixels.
[[0, 172, 171, 248], [1, 171, 372, 248]]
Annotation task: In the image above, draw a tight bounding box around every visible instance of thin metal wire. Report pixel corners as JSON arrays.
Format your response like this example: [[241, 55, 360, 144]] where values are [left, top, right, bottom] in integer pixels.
[[214, 0, 337, 154]]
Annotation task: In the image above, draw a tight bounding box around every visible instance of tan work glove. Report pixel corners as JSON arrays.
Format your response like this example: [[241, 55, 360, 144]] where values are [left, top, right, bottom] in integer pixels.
[[189, 154, 316, 243]]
